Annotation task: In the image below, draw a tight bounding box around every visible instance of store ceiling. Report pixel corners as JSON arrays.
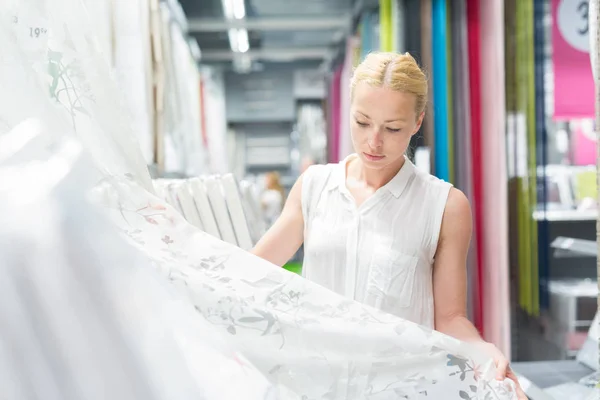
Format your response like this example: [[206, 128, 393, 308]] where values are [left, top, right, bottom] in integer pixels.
[[180, 0, 364, 67]]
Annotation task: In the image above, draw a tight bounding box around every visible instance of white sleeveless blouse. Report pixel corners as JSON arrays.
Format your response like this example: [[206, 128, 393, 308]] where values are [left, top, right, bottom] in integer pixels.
[[301, 154, 453, 328]]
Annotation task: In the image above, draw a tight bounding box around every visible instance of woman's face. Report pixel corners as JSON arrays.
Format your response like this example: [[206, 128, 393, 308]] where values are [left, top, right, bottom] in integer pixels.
[[350, 82, 423, 171]]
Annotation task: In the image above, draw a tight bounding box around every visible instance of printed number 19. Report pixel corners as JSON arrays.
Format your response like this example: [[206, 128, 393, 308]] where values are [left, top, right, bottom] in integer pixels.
[[30, 27, 45, 38]]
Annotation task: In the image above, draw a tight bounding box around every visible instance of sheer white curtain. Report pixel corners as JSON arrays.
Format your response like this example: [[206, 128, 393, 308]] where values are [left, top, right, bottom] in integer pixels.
[[0, 125, 276, 400], [0, 1, 518, 398]]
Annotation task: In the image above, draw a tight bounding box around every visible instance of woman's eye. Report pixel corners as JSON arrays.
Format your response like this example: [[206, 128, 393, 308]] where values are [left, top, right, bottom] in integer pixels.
[[386, 127, 401, 133], [356, 121, 369, 127]]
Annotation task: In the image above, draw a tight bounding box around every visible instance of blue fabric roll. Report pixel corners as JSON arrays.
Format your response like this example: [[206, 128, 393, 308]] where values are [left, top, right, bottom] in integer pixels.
[[432, 0, 450, 181]]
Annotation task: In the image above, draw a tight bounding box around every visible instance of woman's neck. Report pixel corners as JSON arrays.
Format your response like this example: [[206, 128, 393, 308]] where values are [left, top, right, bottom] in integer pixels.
[[347, 155, 405, 190]]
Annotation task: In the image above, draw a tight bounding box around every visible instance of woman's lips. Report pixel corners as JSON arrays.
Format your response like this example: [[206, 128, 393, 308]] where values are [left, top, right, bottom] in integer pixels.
[[363, 152, 385, 161]]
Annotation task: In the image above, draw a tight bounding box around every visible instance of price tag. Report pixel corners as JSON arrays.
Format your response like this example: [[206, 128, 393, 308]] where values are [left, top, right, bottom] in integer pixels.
[[557, 0, 590, 52]]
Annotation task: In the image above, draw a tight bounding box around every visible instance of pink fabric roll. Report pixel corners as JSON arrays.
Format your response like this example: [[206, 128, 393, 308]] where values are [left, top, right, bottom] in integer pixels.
[[480, 0, 511, 357], [329, 66, 343, 163], [338, 37, 359, 161], [466, 0, 484, 337]]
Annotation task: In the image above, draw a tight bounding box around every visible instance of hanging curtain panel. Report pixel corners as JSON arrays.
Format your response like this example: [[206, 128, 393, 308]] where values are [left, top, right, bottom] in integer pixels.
[[534, 0, 550, 310], [420, 0, 435, 165], [432, 0, 451, 182], [445, 0, 455, 184], [466, 0, 485, 336], [504, 0, 540, 317], [393, 0, 406, 53], [380, 0, 393, 51], [514, 0, 539, 316], [450, 0, 478, 326], [112, 0, 155, 166], [338, 38, 359, 162], [480, 0, 511, 357], [404, 0, 424, 156], [330, 66, 343, 164], [360, 12, 372, 61]]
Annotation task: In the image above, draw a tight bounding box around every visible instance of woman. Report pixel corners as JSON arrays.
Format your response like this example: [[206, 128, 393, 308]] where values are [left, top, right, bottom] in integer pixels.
[[261, 171, 285, 228], [252, 52, 525, 398]]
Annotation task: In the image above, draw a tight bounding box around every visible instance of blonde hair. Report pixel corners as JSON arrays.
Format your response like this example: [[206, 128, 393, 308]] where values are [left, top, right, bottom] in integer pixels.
[[265, 171, 285, 200], [350, 52, 428, 117]]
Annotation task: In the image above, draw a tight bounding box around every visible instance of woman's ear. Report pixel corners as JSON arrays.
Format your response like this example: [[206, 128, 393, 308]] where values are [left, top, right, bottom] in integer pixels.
[[413, 112, 425, 135]]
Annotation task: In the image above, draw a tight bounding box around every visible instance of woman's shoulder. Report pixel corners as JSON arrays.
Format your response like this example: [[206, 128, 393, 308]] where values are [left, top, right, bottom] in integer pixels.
[[411, 164, 453, 191], [302, 162, 339, 186], [304, 162, 338, 176]]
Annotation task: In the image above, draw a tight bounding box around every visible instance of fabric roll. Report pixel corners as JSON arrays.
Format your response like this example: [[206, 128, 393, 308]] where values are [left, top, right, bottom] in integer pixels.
[[514, 0, 539, 316], [403, 0, 424, 156], [420, 0, 435, 158], [379, 0, 393, 51], [392, 0, 405, 52], [330, 66, 343, 163], [432, 0, 450, 181], [450, 0, 477, 325], [445, 0, 455, 183], [338, 37, 357, 161], [112, 0, 155, 167], [533, 0, 549, 310], [359, 12, 373, 61], [480, 0, 511, 357], [466, 0, 485, 336]]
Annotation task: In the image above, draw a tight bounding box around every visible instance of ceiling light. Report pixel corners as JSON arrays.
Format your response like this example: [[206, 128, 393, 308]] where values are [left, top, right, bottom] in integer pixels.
[[221, 0, 234, 19], [233, 0, 246, 19], [228, 28, 239, 52], [237, 29, 249, 53]]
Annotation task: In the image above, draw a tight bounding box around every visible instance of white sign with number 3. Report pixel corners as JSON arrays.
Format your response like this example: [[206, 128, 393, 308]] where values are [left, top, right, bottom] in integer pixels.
[[558, 0, 590, 52]]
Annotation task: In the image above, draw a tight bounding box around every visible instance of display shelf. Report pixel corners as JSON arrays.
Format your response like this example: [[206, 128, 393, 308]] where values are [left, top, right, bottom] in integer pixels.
[[551, 237, 597, 258], [533, 209, 597, 222]]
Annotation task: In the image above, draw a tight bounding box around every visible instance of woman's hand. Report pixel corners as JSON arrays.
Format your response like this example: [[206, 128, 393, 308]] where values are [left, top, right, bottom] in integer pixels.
[[473, 341, 527, 400]]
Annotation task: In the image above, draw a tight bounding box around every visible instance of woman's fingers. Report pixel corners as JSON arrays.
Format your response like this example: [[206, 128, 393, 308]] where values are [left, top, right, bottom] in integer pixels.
[[507, 368, 527, 400], [495, 357, 509, 380]]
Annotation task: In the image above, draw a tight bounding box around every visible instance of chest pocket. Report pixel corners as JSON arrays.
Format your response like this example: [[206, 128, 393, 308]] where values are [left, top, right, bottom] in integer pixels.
[[365, 247, 418, 309]]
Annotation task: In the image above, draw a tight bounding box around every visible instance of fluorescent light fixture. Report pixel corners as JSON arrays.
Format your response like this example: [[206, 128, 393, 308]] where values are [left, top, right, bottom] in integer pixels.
[[232, 0, 246, 19], [237, 29, 249, 52], [227, 28, 249, 53], [221, 0, 245, 20], [228, 28, 239, 51], [222, 0, 249, 55], [222, 0, 234, 19]]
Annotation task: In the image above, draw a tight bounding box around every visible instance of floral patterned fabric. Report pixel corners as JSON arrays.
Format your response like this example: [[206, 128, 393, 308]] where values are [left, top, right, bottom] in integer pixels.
[[0, 1, 518, 398], [0, 133, 277, 400]]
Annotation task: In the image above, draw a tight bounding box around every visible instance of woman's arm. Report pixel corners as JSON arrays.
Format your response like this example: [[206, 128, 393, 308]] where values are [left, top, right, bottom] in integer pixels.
[[432, 188, 480, 342], [251, 174, 305, 267], [433, 189, 526, 399]]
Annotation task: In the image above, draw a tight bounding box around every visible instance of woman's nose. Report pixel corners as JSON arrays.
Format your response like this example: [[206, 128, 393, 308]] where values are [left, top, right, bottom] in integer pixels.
[[368, 129, 383, 148]]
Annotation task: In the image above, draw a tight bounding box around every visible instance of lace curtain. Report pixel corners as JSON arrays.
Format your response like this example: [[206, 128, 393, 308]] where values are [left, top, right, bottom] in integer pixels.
[[0, 1, 518, 398]]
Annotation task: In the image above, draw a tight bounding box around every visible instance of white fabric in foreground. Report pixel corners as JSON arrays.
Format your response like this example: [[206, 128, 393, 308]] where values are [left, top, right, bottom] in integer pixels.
[[0, 1, 518, 398], [0, 131, 276, 400]]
